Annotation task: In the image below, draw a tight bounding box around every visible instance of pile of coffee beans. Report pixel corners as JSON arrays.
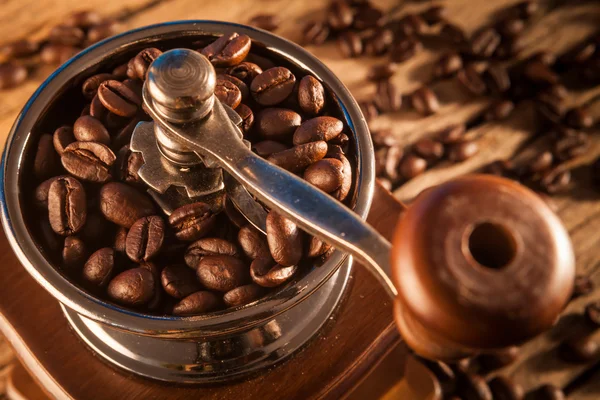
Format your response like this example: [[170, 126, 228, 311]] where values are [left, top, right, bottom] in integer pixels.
[[0, 10, 121, 90], [28, 33, 355, 316]]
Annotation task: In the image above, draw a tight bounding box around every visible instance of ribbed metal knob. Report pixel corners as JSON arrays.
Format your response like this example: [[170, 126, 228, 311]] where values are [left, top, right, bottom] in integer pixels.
[[146, 49, 216, 123]]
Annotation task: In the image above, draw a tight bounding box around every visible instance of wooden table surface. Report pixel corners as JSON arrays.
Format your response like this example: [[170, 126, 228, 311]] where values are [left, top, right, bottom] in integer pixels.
[[1, 0, 600, 399]]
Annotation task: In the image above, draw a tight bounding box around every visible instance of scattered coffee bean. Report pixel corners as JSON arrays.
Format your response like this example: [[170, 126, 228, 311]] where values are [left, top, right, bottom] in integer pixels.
[[224, 284, 264, 307], [301, 21, 330, 45], [0, 39, 38, 59], [297, 75, 326, 115], [100, 182, 155, 228], [530, 384, 565, 400], [248, 14, 280, 32], [457, 372, 493, 400], [573, 275, 594, 297], [483, 65, 511, 94], [438, 124, 466, 144], [293, 116, 343, 145], [565, 106, 594, 129], [396, 14, 426, 37], [40, 43, 79, 64], [256, 108, 302, 141], [48, 176, 87, 236], [337, 31, 363, 58], [367, 63, 398, 82], [479, 346, 520, 370], [197, 255, 248, 292], [390, 37, 422, 63], [327, 0, 354, 31], [540, 166, 571, 194], [359, 100, 379, 122], [87, 21, 121, 44], [433, 52, 463, 79], [440, 22, 468, 45], [488, 376, 524, 400], [399, 154, 427, 179], [267, 141, 328, 172], [421, 5, 447, 26], [375, 80, 402, 113], [108, 267, 155, 307], [414, 138, 444, 161], [560, 334, 599, 363], [552, 132, 590, 161], [169, 202, 217, 242], [201, 32, 251, 66], [353, 4, 383, 30], [251, 66, 296, 106], [173, 291, 221, 316], [364, 28, 393, 56], [185, 237, 240, 269], [48, 25, 85, 46], [410, 86, 439, 115], [470, 27, 502, 58], [250, 256, 298, 287], [484, 99, 515, 121], [266, 212, 303, 266], [448, 140, 479, 162], [384, 146, 403, 181], [457, 65, 488, 95], [0, 62, 27, 89], [523, 60, 559, 87], [585, 301, 600, 327], [528, 151, 554, 174]]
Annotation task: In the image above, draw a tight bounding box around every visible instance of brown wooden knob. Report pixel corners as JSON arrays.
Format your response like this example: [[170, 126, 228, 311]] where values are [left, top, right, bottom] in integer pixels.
[[391, 174, 575, 361]]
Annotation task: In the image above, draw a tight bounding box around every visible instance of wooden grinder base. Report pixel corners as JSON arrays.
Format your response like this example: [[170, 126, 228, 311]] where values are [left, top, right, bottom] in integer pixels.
[[0, 182, 406, 400]]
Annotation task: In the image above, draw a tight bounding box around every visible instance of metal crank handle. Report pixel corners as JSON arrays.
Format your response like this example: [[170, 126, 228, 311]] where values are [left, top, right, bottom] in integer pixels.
[[143, 89, 397, 298]]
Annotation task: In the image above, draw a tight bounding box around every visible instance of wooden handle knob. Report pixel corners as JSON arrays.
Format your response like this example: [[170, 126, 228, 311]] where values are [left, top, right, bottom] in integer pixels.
[[391, 174, 575, 361]]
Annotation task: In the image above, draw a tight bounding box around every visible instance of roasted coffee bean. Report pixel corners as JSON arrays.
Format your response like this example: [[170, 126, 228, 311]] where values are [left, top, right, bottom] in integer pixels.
[[219, 74, 249, 101], [252, 140, 288, 157], [173, 291, 221, 315], [169, 202, 217, 241], [250, 66, 296, 106], [116, 145, 144, 184], [573, 275, 594, 297], [40, 43, 79, 64], [484, 99, 515, 121], [479, 346, 520, 370], [97, 80, 141, 117], [553, 132, 590, 161], [238, 225, 270, 260], [329, 132, 349, 150], [301, 21, 330, 45], [52, 126, 75, 156], [421, 5, 447, 25], [114, 227, 128, 253], [304, 158, 344, 193], [488, 376, 523, 400], [391, 36, 423, 63], [383, 146, 403, 181], [440, 22, 468, 45], [565, 106, 594, 129], [250, 256, 298, 287], [215, 77, 242, 109], [396, 14, 427, 37], [130, 48, 162, 80], [585, 301, 600, 327], [256, 108, 301, 140], [433, 52, 463, 79], [337, 31, 363, 58], [483, 65, 511, 94], [557, 42, 596, 69], [523, 60, 559, 87], [410, 86, 439, 115], [513, 0, 539, 19], [530, 384, 565, 400], [197, 255, 248, 292], [86, 20, 121, 44], [540, 166, 571, 194], [497, 17, 526, 38], [235, 103, 255, 134], [248, 14, 280, 31], [61, 141, 116, 182], [34, 176, 64, 210], [0, 39, 39, 59], [367, 63, 398, 82], [353, 4, 383, 30], [414, 138, 444, 161], [470, 27, 501, 58], [327, 0, 354, 30], [375, 81, 401, 113], [226, 62, 262, 84], [100, 182, 156, 228], [438, 124, 466, 144], [294, 116, 343, 145], [0, 62, 27, 89], [125, 216, 165, 262], [483, 160, 513, 177], [65, 10, 103, 28], [298, 75, 325, 115], [267, 141, 328, 172], [416, 358, 456, 394], [82, 247, 115, 288], [107, 267, 155, 307], [327, 145, 352, 201], [201, 32, 251, 67], [185, 238, 240, 268], [359, 100, 379, 122], [48, 176, 86, 236], [560, 334, 599, 363], [73, 115, 110, 144], [399, 154, 427, 180], [266, 212, 303, 266], [528, 151, 553, 174], [160, 265, 201, 299], [448, 140, 479, 162], [307, 236, 332, 258], [48, 25, 85, 46], [494, 38, 521, 60], [34, 134, 60, 180], [375, 148, 387, 176], [89, 94, 108, 120], [457, 373, 493, 400], [224, 284, 264, 307], [62, 236, 87, 271], [81, 73, 114, 100], [111, 117, 140, 151], [364, 29, 393, 56], [457, 65, 488, 95]]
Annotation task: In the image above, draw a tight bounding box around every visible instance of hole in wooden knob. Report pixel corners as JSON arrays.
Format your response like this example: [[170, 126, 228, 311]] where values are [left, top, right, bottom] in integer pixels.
[[466, 222, 517, 270]]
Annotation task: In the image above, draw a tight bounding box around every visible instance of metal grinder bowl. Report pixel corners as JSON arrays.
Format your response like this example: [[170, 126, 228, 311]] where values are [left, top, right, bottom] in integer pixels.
[[0, 21, 375, 383]]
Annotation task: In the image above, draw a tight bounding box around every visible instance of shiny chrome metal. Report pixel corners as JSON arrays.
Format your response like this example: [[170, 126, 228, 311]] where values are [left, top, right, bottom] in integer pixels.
[[224, 173, 268, 234], [0, 21, 376, 383], [143, 84, 397, 298]]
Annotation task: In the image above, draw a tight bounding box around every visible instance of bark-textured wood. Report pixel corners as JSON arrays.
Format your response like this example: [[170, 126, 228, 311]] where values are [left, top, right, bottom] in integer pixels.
[[0, 0, 600, 398]]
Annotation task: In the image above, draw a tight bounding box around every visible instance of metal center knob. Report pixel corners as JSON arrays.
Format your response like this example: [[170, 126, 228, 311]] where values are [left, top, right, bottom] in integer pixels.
[[146, 49, 216, 124]]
